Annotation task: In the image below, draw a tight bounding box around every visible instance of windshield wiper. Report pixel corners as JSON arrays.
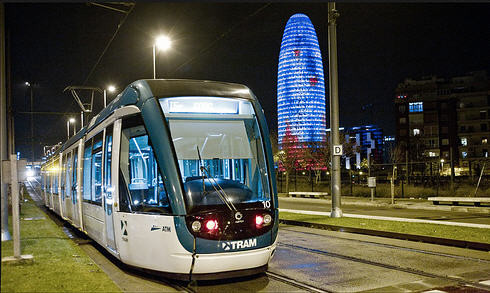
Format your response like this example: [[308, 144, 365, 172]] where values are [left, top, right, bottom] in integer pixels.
[[196, 146, 237, 212], [196, 146, 206, 194]]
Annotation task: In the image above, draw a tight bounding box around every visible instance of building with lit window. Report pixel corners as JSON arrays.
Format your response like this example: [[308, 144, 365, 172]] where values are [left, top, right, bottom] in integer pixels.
[[277, 13, 326, 145], [344, 125, 384, 169], [395, 70, 490, 175]]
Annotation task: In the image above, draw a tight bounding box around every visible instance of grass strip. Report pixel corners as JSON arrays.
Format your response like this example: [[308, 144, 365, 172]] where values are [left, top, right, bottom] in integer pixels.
[[1, 197, 121, 292], [279, 211, 490, 244]]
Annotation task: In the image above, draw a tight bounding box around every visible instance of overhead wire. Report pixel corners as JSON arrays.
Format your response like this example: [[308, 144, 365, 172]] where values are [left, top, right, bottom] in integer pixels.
[[82, 3, 136, 86], [171, 3, 271, 75]]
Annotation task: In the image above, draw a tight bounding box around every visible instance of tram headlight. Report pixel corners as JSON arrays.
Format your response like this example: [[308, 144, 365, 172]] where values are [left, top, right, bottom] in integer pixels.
[[191, 221, 202, 232], [263, 214, 272, 225]]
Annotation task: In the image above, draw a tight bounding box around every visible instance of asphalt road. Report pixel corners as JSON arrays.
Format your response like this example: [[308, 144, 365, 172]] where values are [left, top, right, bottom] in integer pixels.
[[279, 197, 490, 225]]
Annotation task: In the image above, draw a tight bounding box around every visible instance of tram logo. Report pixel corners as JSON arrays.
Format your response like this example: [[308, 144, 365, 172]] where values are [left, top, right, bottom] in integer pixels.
[[150, 225, 171, 232], [222, 238, 257, 251], [120, 220, 128, 236]]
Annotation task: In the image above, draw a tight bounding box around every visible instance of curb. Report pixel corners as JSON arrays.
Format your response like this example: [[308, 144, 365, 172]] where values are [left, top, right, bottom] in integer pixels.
[[279, 219, 490, 252], [278, 196, 490, 214]]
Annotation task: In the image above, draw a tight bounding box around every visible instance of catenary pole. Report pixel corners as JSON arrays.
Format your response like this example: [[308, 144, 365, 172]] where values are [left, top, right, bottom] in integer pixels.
[[10, 154, 20, 257], [0, 3, 11, 241], [328, 2, 342, 218]]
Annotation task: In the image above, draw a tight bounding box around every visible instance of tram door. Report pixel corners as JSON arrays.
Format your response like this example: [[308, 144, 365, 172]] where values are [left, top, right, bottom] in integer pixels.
[[103, 125, 117, 251]]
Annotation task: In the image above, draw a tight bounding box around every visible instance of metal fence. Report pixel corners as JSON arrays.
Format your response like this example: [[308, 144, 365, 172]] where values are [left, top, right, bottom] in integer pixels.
[[276, 162, 490, 198]]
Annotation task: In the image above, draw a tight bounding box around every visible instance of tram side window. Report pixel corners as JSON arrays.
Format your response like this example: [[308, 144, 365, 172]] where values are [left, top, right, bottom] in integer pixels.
[[104, 126, 113, 189], [83, 139, 92, 201], [119, 116, 171, 214], [91, 132, 103, 205], [72, 148, 78, 204], [53, 159, 59, 194], [46, 168, 50, 193], [65, 152, 72, 198], [48, 167, 51, 193], [61, 154, 67, 198]]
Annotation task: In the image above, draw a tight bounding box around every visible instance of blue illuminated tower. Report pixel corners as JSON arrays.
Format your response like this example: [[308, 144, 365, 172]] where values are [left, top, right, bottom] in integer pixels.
[[277, 13, 326, 145]]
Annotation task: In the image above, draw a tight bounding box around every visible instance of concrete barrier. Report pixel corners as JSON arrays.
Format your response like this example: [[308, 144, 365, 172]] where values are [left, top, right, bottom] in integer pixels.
[[428, 197, 490, 207], [288, 192, 329, 199]]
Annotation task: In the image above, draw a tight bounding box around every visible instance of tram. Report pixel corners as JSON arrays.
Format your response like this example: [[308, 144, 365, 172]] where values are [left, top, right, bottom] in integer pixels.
[[41, 79, 278, 280]]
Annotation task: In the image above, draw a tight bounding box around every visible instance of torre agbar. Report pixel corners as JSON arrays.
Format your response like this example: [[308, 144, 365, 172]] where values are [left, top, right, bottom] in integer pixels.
[[277, 13, 326, 145]]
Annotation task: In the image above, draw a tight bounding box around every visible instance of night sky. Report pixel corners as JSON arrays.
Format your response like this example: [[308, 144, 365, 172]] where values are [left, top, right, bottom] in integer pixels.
[[5, 2, 490, 161]]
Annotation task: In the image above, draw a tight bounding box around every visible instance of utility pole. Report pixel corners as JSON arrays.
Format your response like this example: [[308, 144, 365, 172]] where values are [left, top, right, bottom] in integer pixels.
[[328, 2, 342, 218]]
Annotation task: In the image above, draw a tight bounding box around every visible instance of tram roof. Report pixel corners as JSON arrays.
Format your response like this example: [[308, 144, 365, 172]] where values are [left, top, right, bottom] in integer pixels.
[[48, 79, 255, 158]]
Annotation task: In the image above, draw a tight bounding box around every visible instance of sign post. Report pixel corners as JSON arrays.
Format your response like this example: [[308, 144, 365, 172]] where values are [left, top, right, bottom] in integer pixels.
[[328, 2, 342, 218], [368, 177, 376, 201]]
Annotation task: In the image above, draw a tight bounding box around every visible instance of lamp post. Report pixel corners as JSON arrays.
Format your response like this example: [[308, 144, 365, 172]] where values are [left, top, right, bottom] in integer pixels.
[[103, 85, 116, 108], [66, 118, 75, 139], [153, 35, 171, 79], [25, 82, 34, 163]]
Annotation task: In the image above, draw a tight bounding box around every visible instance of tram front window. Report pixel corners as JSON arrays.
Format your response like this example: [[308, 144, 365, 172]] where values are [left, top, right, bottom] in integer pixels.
[[160, 97, 271, 213]]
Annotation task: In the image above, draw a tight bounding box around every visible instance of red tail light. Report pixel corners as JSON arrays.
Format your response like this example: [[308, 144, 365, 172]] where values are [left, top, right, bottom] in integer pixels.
[[255, 215, 264, 226], [205, 219, 218, 231]]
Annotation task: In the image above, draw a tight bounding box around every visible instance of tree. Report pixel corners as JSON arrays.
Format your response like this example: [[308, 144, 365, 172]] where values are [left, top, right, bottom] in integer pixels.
[[303, 140, 329, 184], [276, 124, 304, 193]]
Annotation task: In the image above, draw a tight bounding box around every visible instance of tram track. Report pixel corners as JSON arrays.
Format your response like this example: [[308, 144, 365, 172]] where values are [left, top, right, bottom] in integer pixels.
[[265, 271, 331, 293], [277, 241, 490, 291], [279, 219, 490, 251], [281, 226, 490, 264]]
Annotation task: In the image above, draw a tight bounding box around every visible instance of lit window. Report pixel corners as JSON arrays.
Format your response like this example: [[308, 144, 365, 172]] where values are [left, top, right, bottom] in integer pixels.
[[461, 137, 467, 146], [413, 129, 420, 136], [483, 138, 488, 144], [409, 102, 423, 113], [429, 152, 437, 157], [462, 152, 467, 158], [442, 139, 449, 146]]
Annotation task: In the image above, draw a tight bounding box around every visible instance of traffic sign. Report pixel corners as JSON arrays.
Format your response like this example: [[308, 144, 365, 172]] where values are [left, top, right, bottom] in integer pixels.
[[333, 145, 343, 156]]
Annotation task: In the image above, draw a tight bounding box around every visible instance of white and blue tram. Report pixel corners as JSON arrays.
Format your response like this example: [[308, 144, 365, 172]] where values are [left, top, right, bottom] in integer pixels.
[[41, 79, 278, 280]]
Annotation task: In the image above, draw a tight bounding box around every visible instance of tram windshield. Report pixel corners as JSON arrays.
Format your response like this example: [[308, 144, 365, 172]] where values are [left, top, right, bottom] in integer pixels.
[[159, 96, 271, 213]]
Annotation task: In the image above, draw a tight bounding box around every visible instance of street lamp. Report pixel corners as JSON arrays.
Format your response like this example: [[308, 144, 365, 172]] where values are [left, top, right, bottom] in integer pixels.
[[103, 85, 116, 108], [153, 35, 172, 79], [67, 118, 75, 139], [25, 82, 34, 163]]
